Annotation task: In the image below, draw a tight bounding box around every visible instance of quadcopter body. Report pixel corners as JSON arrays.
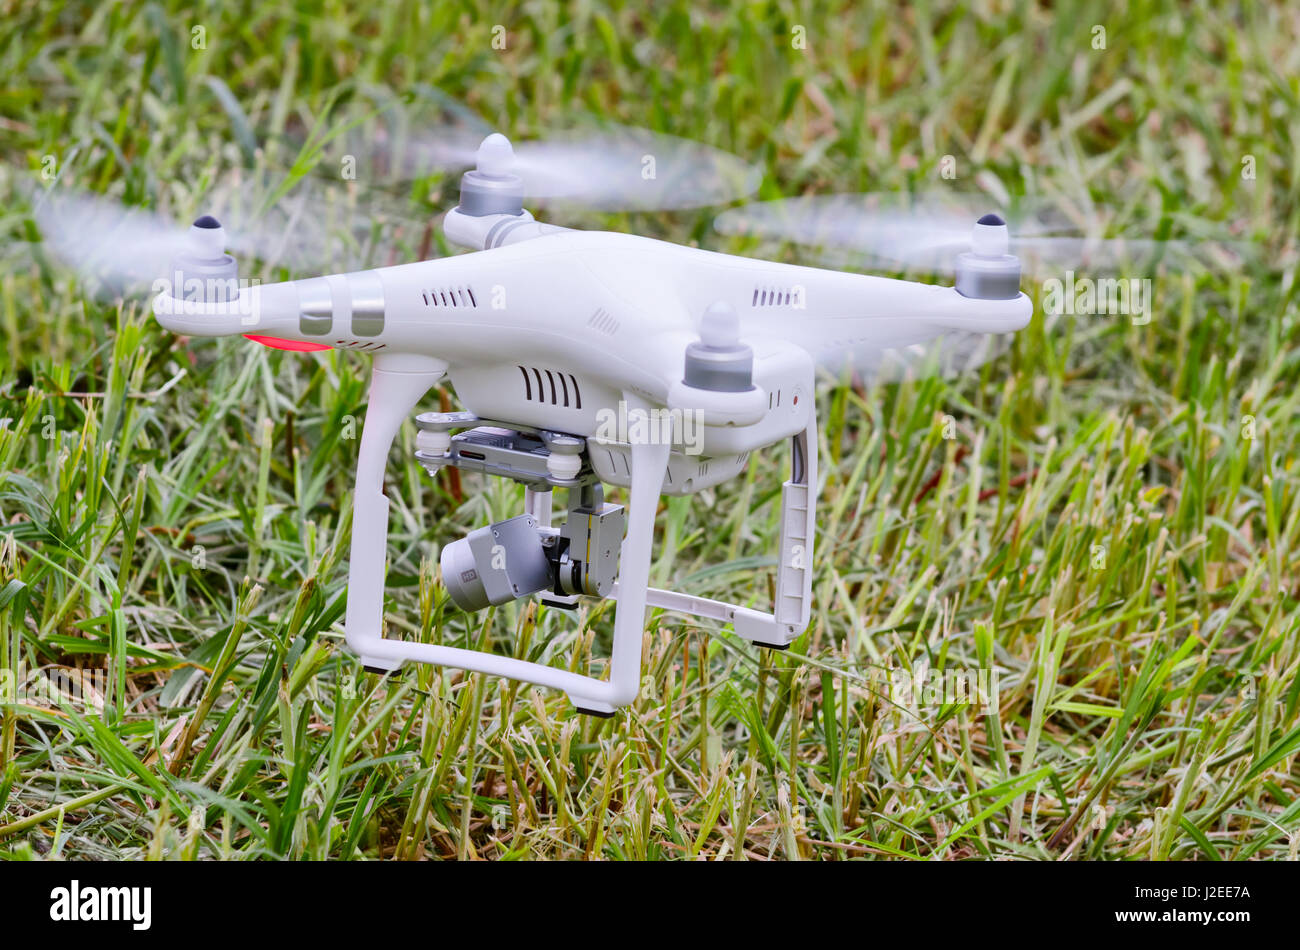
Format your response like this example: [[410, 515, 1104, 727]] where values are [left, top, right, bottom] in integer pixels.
[[142, 133, 1032, 714]]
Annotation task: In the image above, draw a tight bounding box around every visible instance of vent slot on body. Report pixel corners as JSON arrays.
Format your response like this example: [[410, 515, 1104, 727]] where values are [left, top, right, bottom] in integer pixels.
[[518, 366, 582, 409], [587, 307, 620, 335], [422, 286, 477, 308], [751, 285, 803, 308]]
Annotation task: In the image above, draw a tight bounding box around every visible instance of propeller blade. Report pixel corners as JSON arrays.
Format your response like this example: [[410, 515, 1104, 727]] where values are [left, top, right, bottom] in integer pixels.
[[31, 190, 193, 288], [492, 128, 762, 210]]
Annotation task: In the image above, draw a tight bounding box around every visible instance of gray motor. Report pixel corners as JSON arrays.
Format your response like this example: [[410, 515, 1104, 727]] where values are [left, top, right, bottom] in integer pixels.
[[682, 300, 755, 392], [954, 214, 1021, 300], [437, 479, 626, 613]]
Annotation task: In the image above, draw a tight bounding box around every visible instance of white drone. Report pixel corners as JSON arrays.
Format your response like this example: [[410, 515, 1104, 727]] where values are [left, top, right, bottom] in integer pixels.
[[36, 122, 1189, 716]]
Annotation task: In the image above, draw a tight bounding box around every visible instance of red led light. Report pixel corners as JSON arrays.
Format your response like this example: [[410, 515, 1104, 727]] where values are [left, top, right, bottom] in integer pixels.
[[243, 334, 331, 352]]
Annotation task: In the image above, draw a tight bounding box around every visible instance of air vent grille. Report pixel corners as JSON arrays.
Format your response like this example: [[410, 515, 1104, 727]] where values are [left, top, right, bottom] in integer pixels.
[[517, 366, 582, 409], [335, 340, 386, 350], [752, 285, 803, 308], [587, 307, 620, 334], [422, 286, 477, 308]]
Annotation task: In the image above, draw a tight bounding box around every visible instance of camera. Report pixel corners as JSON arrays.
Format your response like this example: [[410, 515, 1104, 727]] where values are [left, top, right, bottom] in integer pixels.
[[440, 485, 625, 612]]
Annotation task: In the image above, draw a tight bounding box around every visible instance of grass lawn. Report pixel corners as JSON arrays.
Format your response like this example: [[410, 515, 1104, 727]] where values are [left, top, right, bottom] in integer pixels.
[[1, 0, 1298, 860]]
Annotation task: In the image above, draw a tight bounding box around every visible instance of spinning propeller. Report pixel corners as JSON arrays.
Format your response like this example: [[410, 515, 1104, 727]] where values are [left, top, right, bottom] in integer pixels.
[[27, 173, 431, 294], [714, 190, 1239, 278], [283, 91, 762, 212], [28, 104, 761, 296], [714, 189, 1247, 383]]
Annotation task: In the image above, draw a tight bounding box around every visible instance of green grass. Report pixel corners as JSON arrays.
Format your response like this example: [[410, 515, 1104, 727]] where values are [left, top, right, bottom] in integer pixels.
[[1, 0, 1299, 860]]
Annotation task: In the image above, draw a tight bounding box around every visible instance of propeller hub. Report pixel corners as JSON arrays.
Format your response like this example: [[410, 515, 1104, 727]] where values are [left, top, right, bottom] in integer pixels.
[[186, 215, 228, 260], [698, 299, 742, 348], [457, 134, 525, 217], [475, 133, 516, 179], [971, 214, 1010, 257]]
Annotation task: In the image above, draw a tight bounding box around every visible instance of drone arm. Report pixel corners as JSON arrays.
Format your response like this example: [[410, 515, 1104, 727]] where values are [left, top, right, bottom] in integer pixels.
[[850, 275, 1032, 333], [443, 207, 572, 252], [152, 280, 302, 337]]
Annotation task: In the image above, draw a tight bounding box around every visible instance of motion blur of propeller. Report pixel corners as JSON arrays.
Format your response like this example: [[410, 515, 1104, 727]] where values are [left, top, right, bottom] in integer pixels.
[[713, 190, 1253, 384], [806, 329, 1012, 386], [417, 125, 761, 210], [288, 95, 762, 211], [26, 173, 432, 295], [714, 191, 1241, 278]]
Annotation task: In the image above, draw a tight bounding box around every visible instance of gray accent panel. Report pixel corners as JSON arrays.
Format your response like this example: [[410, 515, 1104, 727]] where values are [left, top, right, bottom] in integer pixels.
[[349, 271, 385, 337], [297, 277, 333, 336], [486, 216, 530, 248]]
